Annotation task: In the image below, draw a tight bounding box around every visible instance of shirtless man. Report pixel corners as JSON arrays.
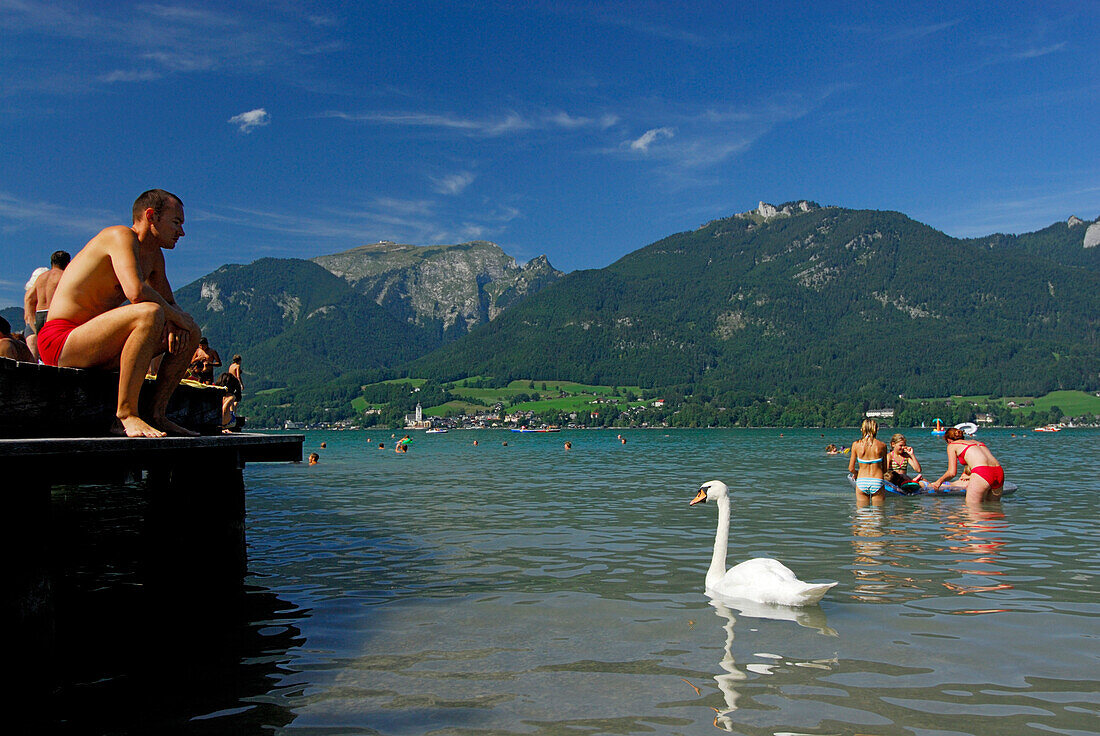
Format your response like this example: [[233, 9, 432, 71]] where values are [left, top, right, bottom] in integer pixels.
[[0, 316, 36, 362], [226, 354, 243, 392], [37, 189, 201, 437], [23, 250, 71, 360], [187, 336, 221, 384]]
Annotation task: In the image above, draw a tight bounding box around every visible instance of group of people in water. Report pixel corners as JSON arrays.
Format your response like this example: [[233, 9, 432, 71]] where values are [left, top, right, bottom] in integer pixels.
[[848, 418, 1004, 507]]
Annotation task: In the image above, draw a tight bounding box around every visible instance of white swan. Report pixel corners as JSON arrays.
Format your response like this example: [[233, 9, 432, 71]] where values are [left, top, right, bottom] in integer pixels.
[[690, 480, 836, 606]]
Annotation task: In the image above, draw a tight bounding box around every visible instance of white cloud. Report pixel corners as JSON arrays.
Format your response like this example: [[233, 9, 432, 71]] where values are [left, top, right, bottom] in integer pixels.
[[549, 111, 620, 129], [0, 190, 113, 233], [629, 127, 675, 152], [202, 194, 522, 249], [430, 172, 476, 195], [322, 110, 533, 137], [228, 108, 270, 133], [1013, 42, 1066, 59], [99, 69, 162, 83], [322, 108, 621, 138], [0, 3, 341, 95], [884, 19, 962, 42]]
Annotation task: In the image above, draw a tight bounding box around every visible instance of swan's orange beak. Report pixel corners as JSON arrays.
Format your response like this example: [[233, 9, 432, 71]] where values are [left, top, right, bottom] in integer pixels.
[[690, 488, 708, 505]]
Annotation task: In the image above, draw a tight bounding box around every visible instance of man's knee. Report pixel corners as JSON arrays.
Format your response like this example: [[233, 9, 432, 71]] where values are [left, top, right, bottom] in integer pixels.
[[133, 301, 167, 331]]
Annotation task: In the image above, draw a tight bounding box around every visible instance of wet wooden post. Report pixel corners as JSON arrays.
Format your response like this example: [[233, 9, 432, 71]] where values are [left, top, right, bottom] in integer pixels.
[[1, 357, 303, 706], [143, 448, 249, 591], [1, 471, 55, 634]]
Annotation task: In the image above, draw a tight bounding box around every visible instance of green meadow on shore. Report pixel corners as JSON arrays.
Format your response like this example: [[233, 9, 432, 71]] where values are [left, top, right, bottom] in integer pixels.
[[344, 378, 1100, 428]]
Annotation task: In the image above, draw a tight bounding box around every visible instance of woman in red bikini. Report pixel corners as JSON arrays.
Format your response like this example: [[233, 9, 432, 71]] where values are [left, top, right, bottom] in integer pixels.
[[931, 428, 1005, 503]]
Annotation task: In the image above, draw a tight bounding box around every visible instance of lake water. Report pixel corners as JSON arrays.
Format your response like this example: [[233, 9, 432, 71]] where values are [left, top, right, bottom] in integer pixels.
[[39, 428, 1098, 735]]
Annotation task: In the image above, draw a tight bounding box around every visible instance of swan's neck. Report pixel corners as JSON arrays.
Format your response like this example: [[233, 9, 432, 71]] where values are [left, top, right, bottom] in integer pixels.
[[707, 495, 730, 588]]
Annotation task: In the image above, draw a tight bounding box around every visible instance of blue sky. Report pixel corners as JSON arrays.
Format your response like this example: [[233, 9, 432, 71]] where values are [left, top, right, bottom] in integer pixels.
[[2, 0, 1097, 307]]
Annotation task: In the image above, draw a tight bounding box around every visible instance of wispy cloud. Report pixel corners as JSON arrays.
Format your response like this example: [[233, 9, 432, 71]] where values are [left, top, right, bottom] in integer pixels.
[[0, 2, 339, 95], [1012, 42, 1066, 59], [321, 110, 532, 137], [99, 69, 162, 83], [931, 182, 1100, 238], [228, 108, 270, 134], [628, 127, 675, 152], [884, 19, 962, 42], [202, 194, 523, 249], [430, 172, 476, 196], [549, 111, 619, 129], [322, 108, 619, 138], [0, 190, 113, 234], [604, 90, 834, 173]]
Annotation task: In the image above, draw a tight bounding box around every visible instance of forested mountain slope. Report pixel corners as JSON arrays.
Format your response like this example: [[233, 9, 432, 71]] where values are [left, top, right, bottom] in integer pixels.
[[407, 203, 1100, 398], [175, 258, 440, 387]]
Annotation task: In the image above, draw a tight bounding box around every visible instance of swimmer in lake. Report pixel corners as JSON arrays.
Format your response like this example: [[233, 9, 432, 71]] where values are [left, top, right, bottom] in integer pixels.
[[886, 433, 923, 484], [931, 428, 1005, 504], [848, 418, 888, 508], [308, 452, 319, 465]]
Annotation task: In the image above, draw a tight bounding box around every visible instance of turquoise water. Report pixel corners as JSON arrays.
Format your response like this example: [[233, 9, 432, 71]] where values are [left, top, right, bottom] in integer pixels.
[[225, 427, 1099, 735]]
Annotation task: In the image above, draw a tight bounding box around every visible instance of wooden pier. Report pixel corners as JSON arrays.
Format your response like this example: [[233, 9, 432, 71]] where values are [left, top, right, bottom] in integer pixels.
[[0, 357, 304, 650]]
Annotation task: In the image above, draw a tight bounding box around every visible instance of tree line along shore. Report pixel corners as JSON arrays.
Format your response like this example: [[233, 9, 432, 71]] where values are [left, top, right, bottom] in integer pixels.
[[245, 377, 1100, 430]]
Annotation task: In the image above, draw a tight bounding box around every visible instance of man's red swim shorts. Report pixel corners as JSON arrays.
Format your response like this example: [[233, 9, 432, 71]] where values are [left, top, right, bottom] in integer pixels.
[[37, 318, 81, 366]]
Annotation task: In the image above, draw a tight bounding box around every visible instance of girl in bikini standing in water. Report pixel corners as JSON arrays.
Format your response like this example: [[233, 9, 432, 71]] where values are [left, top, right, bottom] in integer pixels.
[[848, 418, 888, 508], [931, 428, 1005, 504]]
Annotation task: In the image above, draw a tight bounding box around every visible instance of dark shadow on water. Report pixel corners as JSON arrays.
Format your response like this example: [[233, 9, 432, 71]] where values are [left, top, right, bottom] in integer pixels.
[[12, 481, 306, 735]]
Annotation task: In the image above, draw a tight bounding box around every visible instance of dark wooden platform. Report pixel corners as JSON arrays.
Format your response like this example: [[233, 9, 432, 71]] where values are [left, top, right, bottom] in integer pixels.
[[0, 432, 303, 484], [0, 356, 224, 437], [0, 356, 306, 647]]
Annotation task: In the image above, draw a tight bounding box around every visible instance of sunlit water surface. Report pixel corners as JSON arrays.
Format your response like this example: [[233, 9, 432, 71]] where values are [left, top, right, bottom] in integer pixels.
[[53, 428, 1100, 734]]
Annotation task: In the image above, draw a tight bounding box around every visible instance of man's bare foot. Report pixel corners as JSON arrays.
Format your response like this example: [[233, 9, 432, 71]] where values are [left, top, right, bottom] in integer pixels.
[[113, 416, 168, 438], [152, 416, 200, 437]]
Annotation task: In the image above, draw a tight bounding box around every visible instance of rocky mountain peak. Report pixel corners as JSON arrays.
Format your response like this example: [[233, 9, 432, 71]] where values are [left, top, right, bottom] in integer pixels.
[[1084, 221, 1100, 249], [735, 200, 819, 222], [1067, 215, 1085, 228], [312, 240, 563, 334]]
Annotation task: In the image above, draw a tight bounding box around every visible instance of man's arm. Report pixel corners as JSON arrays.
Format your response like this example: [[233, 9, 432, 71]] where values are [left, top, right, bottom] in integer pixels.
[[24, 281, 38, 330], [141, 243, 198, 333], [109, 230, 178, 314]]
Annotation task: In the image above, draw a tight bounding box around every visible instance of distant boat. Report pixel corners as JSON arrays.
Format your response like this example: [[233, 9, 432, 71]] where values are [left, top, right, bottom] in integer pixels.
[[510, 427, 561, 433], [1034, 425, 1062, 432], [425, 428, 448, 434]]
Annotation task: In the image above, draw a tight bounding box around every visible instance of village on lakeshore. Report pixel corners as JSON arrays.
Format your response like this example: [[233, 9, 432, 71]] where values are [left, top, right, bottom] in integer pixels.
[[272, 378, 1100, 432]]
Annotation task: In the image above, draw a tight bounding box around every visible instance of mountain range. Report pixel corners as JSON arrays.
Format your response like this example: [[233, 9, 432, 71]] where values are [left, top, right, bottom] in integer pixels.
[[406, 202, 1099, 398], [6, 203, 1097, 405], [173, 241, 562, 387]]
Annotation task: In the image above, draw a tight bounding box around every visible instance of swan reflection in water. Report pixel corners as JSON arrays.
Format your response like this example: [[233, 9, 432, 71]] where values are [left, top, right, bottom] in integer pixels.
[[703, 595, 837, 731]]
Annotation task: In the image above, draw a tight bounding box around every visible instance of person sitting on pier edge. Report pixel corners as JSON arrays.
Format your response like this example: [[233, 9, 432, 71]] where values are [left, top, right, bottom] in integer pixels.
[[23, 249, 71, 361], [186, 336, 221, 384], [0, 316, 35, 363], [36, 189, 201, 437]]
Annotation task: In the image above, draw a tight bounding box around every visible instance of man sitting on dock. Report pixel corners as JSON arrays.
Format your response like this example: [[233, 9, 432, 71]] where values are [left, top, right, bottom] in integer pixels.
[[0, 316, 35, 363], [23, 249, 70, 361], [36, 189, 202, 437]]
